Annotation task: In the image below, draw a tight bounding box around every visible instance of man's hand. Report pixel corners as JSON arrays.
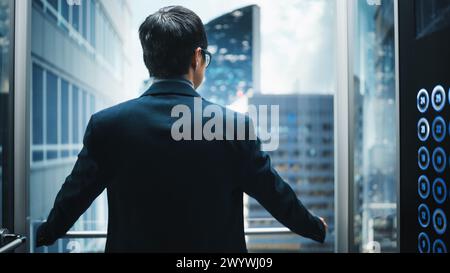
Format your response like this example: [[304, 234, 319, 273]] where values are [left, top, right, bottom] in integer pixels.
[[319, 217, 328, 232]]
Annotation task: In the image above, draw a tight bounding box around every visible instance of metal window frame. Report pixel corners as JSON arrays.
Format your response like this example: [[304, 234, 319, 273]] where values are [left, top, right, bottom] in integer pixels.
[[336, 0, 401, 253], [335, 0, 351, 253], [14, 0, 32, 253], [394, 0, 401, 253], [2, 0, 16, 232]]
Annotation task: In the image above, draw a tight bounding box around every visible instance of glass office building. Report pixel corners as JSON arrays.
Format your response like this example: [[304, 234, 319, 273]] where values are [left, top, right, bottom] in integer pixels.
[[199, 5, 260, 106], [247, 94, 335, 253], [28, 0, 134, 253]]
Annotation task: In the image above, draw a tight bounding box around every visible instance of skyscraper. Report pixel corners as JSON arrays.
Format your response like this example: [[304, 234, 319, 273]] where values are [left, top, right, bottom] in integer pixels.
[[247, 94, 335, 253], [29, 0, 134, 253], [199, 5, 261, 106]]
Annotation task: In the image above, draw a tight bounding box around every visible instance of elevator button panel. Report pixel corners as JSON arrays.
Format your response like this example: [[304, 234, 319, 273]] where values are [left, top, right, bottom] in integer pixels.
[[416, 86, 449, 253]]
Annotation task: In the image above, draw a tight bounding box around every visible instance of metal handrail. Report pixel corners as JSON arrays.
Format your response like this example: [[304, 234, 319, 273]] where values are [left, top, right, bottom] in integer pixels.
[[0, 229, 27, 254], [65, 227, 293, 239]]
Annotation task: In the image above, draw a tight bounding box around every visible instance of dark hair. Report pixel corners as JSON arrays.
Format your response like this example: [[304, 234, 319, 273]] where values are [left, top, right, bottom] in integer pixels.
[[139, 6, 208, 78]]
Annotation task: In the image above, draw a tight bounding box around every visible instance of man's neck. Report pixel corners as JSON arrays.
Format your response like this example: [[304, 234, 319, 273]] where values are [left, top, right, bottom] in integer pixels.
[[153, 75, 194, 89]]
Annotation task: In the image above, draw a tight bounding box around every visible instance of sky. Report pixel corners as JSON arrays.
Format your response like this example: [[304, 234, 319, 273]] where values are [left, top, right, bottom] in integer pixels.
[[129, 0, 337, 95]]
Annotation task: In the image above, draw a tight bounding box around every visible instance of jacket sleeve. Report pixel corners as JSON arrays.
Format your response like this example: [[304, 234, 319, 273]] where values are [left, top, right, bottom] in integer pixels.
[[36, 116, 107, 247], [242, 135, 326, 244]]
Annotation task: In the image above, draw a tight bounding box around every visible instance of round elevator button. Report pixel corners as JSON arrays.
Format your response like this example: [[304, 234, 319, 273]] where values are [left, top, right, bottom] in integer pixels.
[[433, 209, 447, 235], [418, 232, 430, 253], [418, 118, 430, 142], [418, 147, 430, 171], [433, 239, 447, 253], [432, 147, 447, 173], [418, 204, 431, 228], [432, 116, 446, 142], [432, 85, 446, 112], [432, 178, 447, 204], [418, 175, 430, 200], [417, 89, 429, 113]]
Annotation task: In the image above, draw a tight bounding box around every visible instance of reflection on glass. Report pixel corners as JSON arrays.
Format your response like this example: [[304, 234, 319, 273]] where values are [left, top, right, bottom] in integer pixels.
[[416, 0, 450, 38], [352, 0, 397, 253], [0, 0, 13, 228]]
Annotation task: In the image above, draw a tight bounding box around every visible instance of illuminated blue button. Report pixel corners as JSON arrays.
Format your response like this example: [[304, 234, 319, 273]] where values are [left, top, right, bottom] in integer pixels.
[[449, 86, 450, 105], [432, 178, 447, 204], [418, 204, 431, 228], [432, 85, 446, 112], [418, 147, 430, 170], [418, 175, 430, 200], [432, 117, 446, 142], [418, 232, 431, 253], [417, 89, 429, 113], [433, 239, 447, 253], [432, 147, 447, 173], [433, 209, 447, 235], [418, 118, 430, 142]]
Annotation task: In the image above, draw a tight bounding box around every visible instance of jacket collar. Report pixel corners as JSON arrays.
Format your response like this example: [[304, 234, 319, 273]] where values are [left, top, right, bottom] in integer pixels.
[[140, 78, 201, 98]]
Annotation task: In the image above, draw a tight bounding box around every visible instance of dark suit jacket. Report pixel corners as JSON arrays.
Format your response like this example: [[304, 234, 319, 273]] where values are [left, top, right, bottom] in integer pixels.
[[36, 80, 326, 253]]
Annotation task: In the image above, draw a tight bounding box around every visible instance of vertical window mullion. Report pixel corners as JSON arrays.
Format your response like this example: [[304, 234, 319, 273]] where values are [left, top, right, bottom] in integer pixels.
[[30, 64, 34, 165], [78, 89, 82, 149], [69, 1, 72, 27], [43, 70, 47, 162], [86, 0, 90, 42], [57, 77, 61, 159], [56, 0, 60, 26], [79, 0, 83, 36], [68, 84, 73, 156]]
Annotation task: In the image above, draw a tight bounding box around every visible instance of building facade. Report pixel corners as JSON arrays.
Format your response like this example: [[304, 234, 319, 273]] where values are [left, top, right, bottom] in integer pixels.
[[29, 0, 134, 253], [247, 94, 335, 253]]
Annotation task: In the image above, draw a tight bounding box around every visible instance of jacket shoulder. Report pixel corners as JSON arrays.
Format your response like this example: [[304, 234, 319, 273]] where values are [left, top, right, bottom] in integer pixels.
[[92, 98, 142, 124]]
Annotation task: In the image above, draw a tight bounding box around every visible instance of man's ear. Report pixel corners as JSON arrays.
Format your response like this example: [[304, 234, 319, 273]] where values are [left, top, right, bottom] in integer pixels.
[[191, 53, 198, 71], [191, 47, 202, 71]]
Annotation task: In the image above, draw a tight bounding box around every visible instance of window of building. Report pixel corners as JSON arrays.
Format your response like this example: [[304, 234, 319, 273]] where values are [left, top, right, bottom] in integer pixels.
[[31, 63, 96, 165], [72, 85, 80, 147], [82, 0, 89, 40], [90, 0, 96, 47], [32, 64, 44, 146], [61, 79, 70, 147], [71, 3, 80, 32], [46, 71, 58, 146], [61, 0, 69, 22], [46, 0, 58, 21], [32, 0, 122, 78]]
